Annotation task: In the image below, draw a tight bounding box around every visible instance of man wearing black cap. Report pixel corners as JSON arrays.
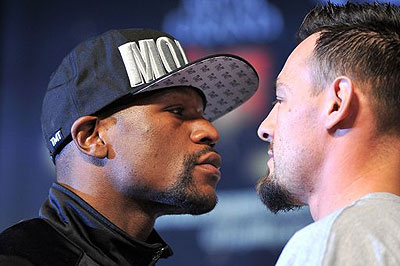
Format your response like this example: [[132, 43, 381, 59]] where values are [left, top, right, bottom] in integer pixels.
[[0, 29, 258, 266]]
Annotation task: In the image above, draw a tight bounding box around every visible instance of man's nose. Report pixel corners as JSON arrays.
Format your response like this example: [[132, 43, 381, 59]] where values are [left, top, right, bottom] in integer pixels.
[[257, 105, 278, 142], [190, 119, 220, 148]]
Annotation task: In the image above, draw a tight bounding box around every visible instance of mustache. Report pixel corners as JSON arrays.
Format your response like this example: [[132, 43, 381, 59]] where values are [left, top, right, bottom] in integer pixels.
[[267, 142, 273, 156], [178, 146, 220, 187], [195, 146, 219, 158], [184, 146, 219, 170]]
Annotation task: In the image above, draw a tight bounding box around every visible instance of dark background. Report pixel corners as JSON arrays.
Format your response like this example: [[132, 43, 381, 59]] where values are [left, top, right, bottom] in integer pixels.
[[1, 0, 396, 265]]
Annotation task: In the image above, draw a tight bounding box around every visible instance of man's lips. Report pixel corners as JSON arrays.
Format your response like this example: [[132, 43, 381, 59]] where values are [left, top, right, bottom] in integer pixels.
[[268, 149, 273, 159], [196, 152, 222, 177]]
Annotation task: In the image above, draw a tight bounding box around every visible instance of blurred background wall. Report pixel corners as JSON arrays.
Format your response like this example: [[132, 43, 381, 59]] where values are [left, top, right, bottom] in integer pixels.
[[1, 0, 398, 265]]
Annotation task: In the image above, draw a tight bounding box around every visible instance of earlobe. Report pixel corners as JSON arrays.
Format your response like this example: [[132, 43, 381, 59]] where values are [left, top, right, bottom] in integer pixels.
[[325, 77, 353, 130], [71, 116, 108, 158]]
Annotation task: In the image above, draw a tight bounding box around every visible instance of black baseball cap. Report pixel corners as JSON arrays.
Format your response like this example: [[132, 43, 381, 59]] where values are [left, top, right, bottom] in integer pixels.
[[41, 28, 259, 160]]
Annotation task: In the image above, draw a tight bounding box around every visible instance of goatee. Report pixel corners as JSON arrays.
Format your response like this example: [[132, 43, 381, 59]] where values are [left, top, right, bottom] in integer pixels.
[[151, 146, 219, 215], [256, 174, 301, 213]]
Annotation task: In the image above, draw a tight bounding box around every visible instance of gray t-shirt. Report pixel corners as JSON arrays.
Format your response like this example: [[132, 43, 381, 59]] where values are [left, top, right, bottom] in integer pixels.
[[276, 193, 400, 266]]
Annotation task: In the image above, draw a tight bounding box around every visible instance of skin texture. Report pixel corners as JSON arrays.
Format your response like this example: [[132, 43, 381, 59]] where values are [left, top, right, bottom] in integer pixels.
[[256, 33, 400, 220], [56, 87, 221, 241], [256, 33, 326, 213]]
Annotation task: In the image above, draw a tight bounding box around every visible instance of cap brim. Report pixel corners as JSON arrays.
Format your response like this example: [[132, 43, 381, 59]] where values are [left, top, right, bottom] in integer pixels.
[[131, 54, 259, 121]]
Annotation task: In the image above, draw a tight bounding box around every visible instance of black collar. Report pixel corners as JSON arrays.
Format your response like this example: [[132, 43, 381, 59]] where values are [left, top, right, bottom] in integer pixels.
[[39, 183, 173, 265]]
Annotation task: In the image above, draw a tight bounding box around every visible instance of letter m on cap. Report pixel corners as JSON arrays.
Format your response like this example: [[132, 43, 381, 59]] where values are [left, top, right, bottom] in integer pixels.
[[118, 37, 189, 87]]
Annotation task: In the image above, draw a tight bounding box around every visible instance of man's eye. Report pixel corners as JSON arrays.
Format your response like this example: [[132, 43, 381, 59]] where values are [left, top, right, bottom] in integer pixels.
[[168, 107, 184, 116]]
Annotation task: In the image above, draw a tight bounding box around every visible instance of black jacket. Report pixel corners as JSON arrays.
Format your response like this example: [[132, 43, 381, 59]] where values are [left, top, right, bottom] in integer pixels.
[[0, 183, 173, 266]]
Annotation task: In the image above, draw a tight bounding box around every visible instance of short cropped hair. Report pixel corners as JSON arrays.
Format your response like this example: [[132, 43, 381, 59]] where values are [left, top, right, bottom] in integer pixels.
[[297, 3, 400, 134]]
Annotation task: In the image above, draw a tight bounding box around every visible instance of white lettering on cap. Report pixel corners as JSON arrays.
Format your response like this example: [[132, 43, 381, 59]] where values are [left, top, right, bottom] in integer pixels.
[[50, 129, 63, 147], [118, 37, 189, 87]]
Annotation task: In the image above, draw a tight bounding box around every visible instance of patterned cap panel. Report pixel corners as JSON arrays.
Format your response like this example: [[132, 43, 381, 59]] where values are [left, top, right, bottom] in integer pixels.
[[138, 56, 258, 121]]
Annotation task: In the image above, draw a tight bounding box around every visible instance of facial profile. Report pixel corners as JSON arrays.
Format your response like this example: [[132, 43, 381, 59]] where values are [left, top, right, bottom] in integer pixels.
[[256, 34, 325, 213], [103, 86, 222, 216]]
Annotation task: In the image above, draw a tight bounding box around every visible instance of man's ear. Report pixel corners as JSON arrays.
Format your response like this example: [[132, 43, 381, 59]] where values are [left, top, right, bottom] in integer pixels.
[[71, 116, 108, 158], [325, 76, 354, 130]]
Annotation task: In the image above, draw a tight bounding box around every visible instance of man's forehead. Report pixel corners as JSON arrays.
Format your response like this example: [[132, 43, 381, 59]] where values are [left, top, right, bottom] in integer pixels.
[[147, 86, 204, 102], [275, 78, 290, 94], [274, 34, 319, 96], [292, 33, 319, 60], [131, 86, 207, 108], [277, 33, 318, 81], [96, 87, 204, 118]]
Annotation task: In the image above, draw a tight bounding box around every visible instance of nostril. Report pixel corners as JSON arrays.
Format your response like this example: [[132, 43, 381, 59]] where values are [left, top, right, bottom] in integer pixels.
[[258, 130, 270, 142], [200, 137, 214, 146]]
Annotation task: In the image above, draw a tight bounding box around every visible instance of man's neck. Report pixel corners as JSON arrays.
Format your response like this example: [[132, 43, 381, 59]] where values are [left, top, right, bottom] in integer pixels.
[[59, 182, 157, 242], [308, 135, 400, 221]]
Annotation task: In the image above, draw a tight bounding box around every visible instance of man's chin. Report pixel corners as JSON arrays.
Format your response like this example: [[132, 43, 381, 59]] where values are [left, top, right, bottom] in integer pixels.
[[184, 191, 218, 215], [256, 175, 302, 213], [162, 193, 218, 215]]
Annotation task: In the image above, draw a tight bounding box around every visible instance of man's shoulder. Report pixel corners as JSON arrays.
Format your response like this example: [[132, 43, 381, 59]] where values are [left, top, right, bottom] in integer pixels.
[[324, 192, 400, 241], [0, 218, 84, 266], [335, 192, 400, 224], [275, 209, 341, 266], [0, 218, 64, 250], [321, 193, 400, 265], [277, 193, 400, 266], [291, 192, 400, 239]]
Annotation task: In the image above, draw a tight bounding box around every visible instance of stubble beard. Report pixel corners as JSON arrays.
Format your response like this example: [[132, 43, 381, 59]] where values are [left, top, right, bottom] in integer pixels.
[[256, 149, 302, 214], [143, 147, 218, 216]]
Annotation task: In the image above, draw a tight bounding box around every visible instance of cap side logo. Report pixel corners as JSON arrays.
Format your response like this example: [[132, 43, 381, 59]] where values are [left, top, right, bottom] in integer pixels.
[[118, 37, 189, 87], [50, 129, 64, 148]]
